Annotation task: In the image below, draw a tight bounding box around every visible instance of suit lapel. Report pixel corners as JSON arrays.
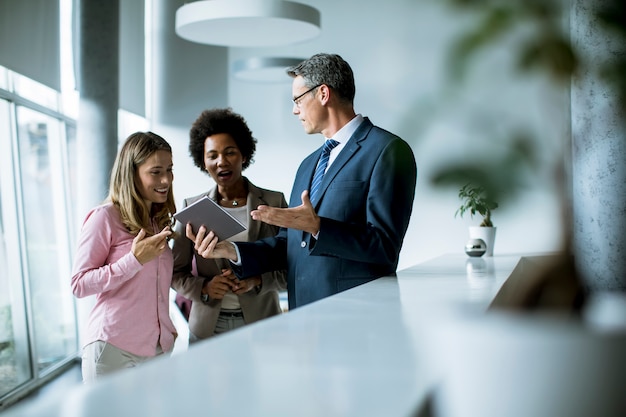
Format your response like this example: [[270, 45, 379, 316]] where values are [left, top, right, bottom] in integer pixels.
[[310, 119, 372, 208], [246, 181, 265, 239]]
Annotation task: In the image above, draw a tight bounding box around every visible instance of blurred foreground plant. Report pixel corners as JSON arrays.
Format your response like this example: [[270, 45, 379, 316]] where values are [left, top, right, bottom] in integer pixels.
[[432, 0, 625, 199], [428, 0, 626, 309]]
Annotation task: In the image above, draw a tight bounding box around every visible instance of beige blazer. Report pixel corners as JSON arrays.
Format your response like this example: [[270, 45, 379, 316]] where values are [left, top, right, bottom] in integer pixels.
[[171, 178, 287, 339]]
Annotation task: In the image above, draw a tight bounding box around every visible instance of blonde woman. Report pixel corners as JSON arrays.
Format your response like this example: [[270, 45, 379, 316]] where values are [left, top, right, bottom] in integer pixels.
[[71, 131, 177, 383]]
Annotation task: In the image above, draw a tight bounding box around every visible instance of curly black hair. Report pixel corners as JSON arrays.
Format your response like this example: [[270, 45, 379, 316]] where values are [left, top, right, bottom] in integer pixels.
[[188, 108, 257, 172]]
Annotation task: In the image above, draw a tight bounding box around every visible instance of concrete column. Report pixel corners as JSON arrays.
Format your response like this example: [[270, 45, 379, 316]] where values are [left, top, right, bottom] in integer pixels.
[[571, 0, 626, 292], [75, 0, 120, 345], [76, 0, 119, 220]]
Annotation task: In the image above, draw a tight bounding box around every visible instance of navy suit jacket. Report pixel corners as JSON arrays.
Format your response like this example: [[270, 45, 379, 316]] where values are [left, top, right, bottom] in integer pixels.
[[235, 118, 417, 309]]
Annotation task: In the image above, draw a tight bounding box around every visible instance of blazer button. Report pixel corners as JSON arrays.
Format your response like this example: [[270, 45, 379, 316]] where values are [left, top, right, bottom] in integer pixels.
[[300, 241, 306, 248]]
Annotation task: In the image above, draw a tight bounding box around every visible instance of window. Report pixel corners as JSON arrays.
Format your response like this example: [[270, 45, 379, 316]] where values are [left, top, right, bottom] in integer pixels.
[[0, 71, 79, 406], [0, 99, 31, 400], [15, 107, 78, 372]]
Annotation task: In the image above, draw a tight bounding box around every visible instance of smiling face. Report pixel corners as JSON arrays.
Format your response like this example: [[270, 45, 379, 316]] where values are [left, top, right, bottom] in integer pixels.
[[204, 133, 246, 189], [135, 149, 173, 211]]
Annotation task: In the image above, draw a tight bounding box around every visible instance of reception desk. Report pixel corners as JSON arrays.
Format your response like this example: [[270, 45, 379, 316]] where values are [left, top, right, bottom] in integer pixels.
[[5, 254, 625, 417]]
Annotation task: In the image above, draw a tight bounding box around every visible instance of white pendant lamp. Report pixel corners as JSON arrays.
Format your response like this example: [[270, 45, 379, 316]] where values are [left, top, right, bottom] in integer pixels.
[[175, 0, 321, 47], [232, 57, 303, 82]]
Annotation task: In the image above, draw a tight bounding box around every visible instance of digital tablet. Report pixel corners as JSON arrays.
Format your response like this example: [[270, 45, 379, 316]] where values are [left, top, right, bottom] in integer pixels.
[[173, 196, 246, 240]]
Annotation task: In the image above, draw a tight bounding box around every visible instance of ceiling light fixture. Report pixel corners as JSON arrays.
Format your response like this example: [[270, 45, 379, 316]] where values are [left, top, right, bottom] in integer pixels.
[[175, 0, 321, 48], [232, 57, 303, 83]]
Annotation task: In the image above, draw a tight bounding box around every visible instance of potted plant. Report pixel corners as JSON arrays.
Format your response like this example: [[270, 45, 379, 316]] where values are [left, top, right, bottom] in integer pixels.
[[456, 183, 498, 256]]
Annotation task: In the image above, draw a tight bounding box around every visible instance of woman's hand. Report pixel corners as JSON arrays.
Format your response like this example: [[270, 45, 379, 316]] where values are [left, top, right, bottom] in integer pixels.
[[186, 224, 238, 261], [232, 275, 262, 295], [132, 227, 172, 265], [201, 270, 261, 300], [202, 269, 237, 300]]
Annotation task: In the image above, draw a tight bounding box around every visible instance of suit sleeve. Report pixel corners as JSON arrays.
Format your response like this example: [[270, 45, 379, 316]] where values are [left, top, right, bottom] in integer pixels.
[[234, 228, 289, 278]]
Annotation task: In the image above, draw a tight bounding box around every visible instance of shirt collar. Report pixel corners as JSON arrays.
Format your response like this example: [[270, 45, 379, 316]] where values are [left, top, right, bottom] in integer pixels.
[[324, 114, 364, 144]]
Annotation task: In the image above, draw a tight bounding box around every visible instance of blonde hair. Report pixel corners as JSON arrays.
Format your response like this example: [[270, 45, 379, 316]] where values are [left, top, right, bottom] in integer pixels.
[[108, 131, 176, 235]]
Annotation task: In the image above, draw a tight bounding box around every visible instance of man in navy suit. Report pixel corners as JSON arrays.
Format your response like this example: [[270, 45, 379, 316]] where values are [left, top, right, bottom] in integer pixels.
[[188, 53, 417, 309]]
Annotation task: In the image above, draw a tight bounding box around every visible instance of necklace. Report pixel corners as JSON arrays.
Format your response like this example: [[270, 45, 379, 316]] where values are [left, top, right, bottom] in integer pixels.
[[221, 197, 242, 206]]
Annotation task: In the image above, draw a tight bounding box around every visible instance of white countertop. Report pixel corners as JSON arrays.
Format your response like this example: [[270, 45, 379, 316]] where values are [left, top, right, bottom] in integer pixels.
[[6, 254, 625, 417]]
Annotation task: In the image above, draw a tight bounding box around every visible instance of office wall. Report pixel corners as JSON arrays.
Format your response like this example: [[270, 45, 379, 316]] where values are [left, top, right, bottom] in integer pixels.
[[153, 0, 567, 269]]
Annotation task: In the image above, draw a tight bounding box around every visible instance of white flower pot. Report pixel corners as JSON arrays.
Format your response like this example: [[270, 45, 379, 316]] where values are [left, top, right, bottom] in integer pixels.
[[469, 226, 497, 257]]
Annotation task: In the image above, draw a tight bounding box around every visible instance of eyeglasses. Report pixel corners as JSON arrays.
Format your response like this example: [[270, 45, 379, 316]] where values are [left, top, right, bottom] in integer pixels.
[[292, 84, 322, 107]]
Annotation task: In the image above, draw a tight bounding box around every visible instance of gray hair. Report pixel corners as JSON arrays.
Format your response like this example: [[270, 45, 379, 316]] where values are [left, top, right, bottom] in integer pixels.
[[287, 53, 355, 104]]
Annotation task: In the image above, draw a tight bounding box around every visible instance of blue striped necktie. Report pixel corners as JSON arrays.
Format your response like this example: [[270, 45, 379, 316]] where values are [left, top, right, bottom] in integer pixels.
[[310, 139, 339, 202]]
